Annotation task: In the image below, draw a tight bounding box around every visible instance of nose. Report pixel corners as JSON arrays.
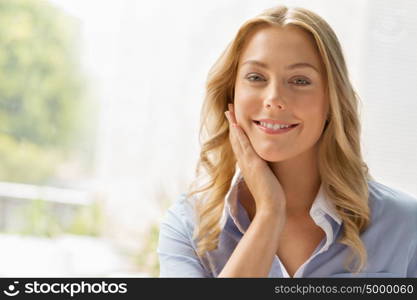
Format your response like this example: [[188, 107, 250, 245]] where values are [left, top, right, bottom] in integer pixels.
[[264, 82, 287, 110]]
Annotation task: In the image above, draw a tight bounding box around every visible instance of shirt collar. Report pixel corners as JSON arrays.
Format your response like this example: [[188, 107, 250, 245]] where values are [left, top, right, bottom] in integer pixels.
[[222, 165, 342, 234]]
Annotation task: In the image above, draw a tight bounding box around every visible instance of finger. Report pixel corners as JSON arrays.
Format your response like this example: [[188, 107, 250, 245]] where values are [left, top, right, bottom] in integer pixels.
[[225, 111, 244, 156], [226, 111, 260, 176], [227, 104, 247, 151], [226, 107, 258, 161], [227, 105, 251, 153], [234, 124, 252, 153], [228, 103, 238, 125], [225, 110, 234, 128], [233, 124, 255, 161], [225, 111, 242, 148]]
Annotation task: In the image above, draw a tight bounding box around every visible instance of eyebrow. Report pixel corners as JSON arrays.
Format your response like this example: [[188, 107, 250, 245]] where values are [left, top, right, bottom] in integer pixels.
[[241, 60, 319, 73]]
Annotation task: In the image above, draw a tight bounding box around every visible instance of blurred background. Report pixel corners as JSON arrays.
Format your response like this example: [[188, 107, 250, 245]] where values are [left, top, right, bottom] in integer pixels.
[[0, 0, 416, 277]]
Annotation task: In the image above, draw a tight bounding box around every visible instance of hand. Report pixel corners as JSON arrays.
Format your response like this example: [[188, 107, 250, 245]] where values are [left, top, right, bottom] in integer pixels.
[[225, 104, 287, 218]]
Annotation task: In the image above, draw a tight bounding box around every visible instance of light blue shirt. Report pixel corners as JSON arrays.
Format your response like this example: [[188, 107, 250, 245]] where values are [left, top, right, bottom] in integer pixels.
[[157, 169, 417, 277]]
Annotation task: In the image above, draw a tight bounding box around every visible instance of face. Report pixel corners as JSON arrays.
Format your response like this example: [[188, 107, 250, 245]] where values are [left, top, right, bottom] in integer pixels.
[[234, 25, 329, 162]]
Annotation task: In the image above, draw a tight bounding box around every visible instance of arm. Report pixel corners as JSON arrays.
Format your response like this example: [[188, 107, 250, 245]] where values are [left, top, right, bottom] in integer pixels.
[[218, 211, 284, 277], [157, 196, 211, 277], [221, 105, 287, 277]]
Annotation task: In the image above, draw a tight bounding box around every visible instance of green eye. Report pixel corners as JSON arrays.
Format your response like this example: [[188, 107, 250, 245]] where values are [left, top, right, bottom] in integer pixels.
[[246, 74, 265, 82], [291, 78, 311, 85]]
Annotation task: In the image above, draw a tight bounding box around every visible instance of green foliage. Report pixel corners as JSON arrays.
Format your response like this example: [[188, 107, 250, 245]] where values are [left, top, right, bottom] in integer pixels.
[[15, 198, 104, 237], [20, 198, 62, 237], [134, 222, 160, 277], [133, 188, 175, 276], [67, 201, 104, 236], [0, 0, 95, 184], [0, 133, 62, 183]]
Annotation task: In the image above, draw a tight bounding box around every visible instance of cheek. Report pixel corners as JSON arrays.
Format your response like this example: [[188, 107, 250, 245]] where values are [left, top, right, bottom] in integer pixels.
[[295, 92, 327, 121], [297, 99, 328, 142], [234, 88, 260, 124]]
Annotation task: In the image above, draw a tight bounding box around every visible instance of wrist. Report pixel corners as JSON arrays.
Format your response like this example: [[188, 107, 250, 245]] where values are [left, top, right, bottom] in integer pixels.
[[253, 210, 286, 236], [255, 207, 286, 223], [256, 202, 286, 217]]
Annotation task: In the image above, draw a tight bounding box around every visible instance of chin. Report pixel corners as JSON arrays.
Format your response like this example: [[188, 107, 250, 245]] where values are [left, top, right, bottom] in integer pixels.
[[255, 149, 291, 162]]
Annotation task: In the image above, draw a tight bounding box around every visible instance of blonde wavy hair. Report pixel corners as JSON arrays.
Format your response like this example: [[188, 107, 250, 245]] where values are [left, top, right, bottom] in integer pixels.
[[186, 5, 373, 274]]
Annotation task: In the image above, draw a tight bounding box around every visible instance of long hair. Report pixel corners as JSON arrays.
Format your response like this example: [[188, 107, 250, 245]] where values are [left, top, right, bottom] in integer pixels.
[[187, 5, 373, 274]]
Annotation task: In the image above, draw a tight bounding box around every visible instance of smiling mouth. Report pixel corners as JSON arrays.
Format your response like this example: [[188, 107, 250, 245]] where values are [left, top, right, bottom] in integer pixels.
[[253, 120, 299, 128], [253, 120, 300, 134]]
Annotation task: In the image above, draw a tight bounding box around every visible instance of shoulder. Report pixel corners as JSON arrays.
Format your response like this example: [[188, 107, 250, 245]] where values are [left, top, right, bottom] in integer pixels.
[[160, 192, 198, 236], [367, 180, 417, 226]]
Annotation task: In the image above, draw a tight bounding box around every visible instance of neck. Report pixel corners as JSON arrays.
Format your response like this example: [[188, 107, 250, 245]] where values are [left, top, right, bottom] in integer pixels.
[[239, 145, 322, 221], [269, 145, 321, 217]]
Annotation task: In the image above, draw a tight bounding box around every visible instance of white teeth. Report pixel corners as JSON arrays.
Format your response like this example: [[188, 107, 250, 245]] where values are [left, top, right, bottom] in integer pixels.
[[260, 122, 291, 130]]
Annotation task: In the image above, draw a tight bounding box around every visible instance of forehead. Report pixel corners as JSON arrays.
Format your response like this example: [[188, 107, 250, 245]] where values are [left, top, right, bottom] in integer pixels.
[[238, 25, 323, 71]]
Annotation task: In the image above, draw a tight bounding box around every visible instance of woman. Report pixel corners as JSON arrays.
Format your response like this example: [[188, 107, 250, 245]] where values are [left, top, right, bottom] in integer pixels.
[[157, 5, 417, 277]]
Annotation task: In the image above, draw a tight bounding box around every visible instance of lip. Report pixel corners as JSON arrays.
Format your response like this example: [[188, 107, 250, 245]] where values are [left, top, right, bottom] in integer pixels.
[[256, 119, 298, 126], [253, 120, 299, 135]]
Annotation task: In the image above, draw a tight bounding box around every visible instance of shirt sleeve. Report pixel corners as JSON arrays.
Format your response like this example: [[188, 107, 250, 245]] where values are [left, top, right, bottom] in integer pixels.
[[407, 243, 417, 277], [157, 194, 212, 277], [406, 197, 417, 278]]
